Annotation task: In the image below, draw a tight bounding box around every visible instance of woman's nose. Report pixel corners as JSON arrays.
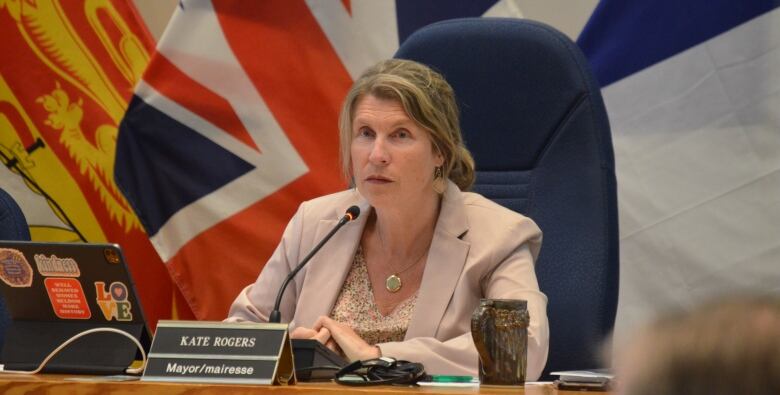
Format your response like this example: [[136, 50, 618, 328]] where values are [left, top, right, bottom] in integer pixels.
[[368, 138, 389, 165]]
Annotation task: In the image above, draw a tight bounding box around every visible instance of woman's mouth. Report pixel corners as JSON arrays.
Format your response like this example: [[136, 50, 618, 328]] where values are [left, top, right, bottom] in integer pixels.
[[366, 175, 392, 183]]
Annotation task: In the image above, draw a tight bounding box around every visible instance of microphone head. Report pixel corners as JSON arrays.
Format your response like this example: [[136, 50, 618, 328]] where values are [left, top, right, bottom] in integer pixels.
[[345, 205, 361, 221]]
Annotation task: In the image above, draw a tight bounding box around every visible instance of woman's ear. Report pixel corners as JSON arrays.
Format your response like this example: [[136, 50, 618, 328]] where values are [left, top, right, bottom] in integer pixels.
[[434, 149, 445, 167]]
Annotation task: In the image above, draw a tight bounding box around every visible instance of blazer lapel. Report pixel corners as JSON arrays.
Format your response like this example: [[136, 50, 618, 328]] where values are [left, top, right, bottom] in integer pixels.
[[293, 195, 371, 328], [405, 181, 470, 339]]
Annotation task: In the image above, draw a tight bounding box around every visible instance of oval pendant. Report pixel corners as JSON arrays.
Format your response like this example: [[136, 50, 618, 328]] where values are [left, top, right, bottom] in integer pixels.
[[386, 274, 402, 293]]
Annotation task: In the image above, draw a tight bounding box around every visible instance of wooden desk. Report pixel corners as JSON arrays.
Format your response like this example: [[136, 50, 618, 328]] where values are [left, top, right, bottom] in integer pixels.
[[0, 374, 605, 394]]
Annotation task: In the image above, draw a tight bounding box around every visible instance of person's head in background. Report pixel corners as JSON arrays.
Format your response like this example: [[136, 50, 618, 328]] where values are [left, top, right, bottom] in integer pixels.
[[614, 295, 780, 395], [338, 58, 475, 206]]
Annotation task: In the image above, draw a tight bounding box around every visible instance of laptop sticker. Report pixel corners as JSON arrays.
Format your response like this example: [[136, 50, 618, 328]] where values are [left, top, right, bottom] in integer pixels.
[[0, 248, 34, 287], [34, 254, 81, 277], [44, 278, 92, 319], [95, 281, 133, 321], [103, 247, 120, 264]]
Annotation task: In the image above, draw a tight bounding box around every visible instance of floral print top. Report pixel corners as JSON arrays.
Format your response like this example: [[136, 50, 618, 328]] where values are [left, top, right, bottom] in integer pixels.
[[330, 246, 418, 345]]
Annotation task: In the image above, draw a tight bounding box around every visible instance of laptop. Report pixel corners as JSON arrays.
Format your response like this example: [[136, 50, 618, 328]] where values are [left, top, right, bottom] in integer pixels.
[[0, 241, 152, 374]]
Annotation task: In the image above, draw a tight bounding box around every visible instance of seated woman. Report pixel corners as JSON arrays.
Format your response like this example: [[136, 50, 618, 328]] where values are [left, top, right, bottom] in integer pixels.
[[226, 59, 549, 379]]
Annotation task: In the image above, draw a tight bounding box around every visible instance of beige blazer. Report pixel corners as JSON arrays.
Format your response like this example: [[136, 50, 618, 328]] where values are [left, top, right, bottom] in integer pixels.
[[227, 181, 549, 380]]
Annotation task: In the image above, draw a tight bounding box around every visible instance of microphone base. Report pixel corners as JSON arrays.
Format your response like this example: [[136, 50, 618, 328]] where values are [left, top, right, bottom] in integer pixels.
[[269, 310, 282, 324]]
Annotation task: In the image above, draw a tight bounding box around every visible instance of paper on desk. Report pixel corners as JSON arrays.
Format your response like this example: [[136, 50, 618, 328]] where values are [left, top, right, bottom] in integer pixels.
[[418, 380, 551, 387], [417, 380, 479, 387], [64, 375, 141, 382], [551, 369, 613, 383]]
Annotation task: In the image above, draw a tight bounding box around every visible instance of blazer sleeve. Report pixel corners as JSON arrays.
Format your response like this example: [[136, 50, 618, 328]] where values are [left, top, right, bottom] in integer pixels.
[[378, 222, 549, 381], [377, 332, 477, 376], [225, 204, 305, 323]]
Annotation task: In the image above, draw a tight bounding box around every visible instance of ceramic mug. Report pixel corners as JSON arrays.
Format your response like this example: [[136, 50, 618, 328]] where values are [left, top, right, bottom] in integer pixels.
[[471, 298, 529, 385]]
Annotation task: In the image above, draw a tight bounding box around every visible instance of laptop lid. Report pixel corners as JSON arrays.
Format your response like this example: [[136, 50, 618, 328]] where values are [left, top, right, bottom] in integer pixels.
[[0, 241, 152, 374]]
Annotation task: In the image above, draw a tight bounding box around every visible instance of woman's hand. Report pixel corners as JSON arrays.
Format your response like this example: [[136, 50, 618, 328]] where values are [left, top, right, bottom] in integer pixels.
[[314, 316, 381, 361], [289, 326, 340, 354]]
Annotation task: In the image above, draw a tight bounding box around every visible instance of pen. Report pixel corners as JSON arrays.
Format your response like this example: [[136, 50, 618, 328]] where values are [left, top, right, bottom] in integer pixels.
[[429, 375, 475, 382]]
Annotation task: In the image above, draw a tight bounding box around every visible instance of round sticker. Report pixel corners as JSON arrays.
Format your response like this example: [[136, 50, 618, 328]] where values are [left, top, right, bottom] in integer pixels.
[[104, 248, 120, 264], [0, 248, 34, 287]]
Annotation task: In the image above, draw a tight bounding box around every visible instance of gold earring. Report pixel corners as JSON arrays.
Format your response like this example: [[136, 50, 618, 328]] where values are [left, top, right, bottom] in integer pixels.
[[433, 166, 445, 194]]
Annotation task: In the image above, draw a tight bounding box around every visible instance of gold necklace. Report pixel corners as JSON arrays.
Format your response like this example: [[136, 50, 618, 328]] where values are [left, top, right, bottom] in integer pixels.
[[377, 229, 428, 293]]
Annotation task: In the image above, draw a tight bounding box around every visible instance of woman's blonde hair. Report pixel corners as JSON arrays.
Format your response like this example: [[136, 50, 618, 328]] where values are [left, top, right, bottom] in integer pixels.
[[338, 59, 475, 191]]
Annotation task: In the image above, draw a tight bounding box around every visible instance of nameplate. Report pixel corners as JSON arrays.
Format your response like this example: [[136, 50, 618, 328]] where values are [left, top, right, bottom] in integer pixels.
[[142, 320, 296, 385]]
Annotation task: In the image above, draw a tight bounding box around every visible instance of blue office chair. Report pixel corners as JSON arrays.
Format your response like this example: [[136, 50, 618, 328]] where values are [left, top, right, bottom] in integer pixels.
[[0, 187, 31, 348], [396, 18, 619, 377]]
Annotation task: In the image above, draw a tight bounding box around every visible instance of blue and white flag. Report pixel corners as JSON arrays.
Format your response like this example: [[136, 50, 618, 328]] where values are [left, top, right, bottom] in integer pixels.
[[578, 1, 780, 341]]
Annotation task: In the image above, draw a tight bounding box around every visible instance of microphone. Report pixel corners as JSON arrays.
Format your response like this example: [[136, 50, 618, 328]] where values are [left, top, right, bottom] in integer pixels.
[[269, 205, 361, 323]]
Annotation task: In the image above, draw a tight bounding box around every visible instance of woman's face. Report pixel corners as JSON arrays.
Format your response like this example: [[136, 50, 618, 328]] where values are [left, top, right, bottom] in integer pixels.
[[350, 94, 444, 210]]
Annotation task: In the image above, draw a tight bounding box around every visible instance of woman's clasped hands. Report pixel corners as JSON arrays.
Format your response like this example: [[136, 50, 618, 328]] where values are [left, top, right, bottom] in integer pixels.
[[289, 316, 381, 361]]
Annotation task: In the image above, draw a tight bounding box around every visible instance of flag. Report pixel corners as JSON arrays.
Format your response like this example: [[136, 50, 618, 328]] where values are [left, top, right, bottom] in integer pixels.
[[0, 0, 194, 328], [578, 1, 780, 342], [115, 0, 524, 320]]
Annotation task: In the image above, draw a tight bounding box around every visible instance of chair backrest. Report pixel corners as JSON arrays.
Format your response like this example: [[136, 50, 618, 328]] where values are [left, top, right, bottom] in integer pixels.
[[0, 186, 31, 349], [396, 18, 619, 376], [0, 188, 31, 241]]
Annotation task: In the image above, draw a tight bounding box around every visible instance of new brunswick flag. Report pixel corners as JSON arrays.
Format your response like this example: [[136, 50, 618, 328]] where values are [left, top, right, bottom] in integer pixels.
[[0, 0, 194, 328]]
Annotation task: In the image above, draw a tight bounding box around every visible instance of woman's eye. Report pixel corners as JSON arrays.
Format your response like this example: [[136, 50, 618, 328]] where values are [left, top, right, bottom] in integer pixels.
[[356, 128, 373, 138], [394, 129, 410, 139]]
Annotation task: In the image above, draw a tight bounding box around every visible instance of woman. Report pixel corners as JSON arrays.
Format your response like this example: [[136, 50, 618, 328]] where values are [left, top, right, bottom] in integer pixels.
[[227, 59, 549, 379]]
